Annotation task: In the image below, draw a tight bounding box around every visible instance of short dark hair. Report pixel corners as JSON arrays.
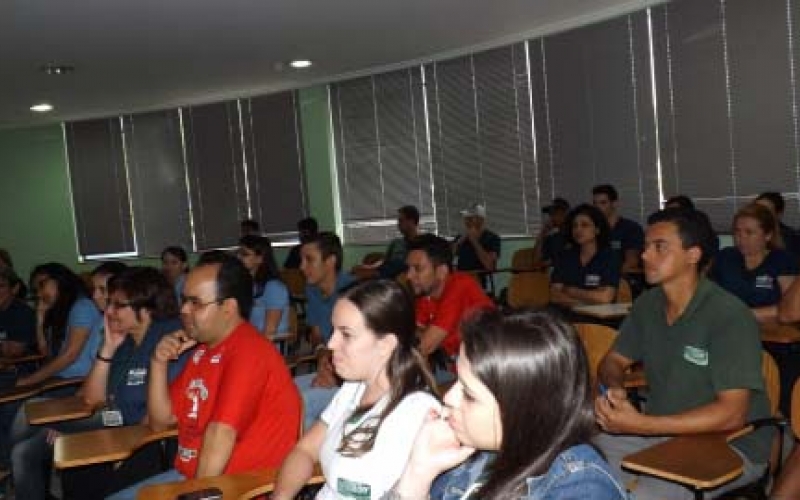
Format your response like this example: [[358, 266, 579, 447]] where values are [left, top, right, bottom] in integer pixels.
[[564, 204, 611, 249], [302, 232, 343, 271], [592, 184, 619, 202], [647, 207, 717, 270], [298, 217, 319, 234], [461, 309, 595, 498], [91, 261, 128, 278], [240, 218, 260, 232], [755, 192, 786, 214], [196, 254, 253, 320], [664, 195, 695, 211], [108, 266, 179, 321], [407, 234, 452, 269], [398, 205, 420, 225], [239, 235, 281, 288], [0, 248, 13, 269], [196, 250, 231, 266], [161, 246, 188, 263]]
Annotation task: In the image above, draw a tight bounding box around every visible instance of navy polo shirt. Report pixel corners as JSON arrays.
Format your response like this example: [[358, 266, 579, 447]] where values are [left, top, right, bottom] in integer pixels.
[[455, 230, 501, 272], [107, 317, 186, 425], [551, 246, 621, 290], [710, 247, 799, 308], [609, 217, 644, 262], [781, 223, 800, 260], [541, 230, 570, 265], [0, 299, 36, 351]]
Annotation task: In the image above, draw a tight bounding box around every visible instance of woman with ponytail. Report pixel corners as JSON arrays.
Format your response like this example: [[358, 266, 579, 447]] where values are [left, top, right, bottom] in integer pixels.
[[272, 279, 439, 500]]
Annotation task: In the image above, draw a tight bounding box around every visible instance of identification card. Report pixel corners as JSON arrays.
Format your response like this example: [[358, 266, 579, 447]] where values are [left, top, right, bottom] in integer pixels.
[[101, 409, 124, 427], [126, 367, 147, 386]]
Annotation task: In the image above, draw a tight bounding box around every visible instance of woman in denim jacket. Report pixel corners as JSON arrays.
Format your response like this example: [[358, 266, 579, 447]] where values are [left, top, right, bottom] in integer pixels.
[[383, 309, 627, 500]]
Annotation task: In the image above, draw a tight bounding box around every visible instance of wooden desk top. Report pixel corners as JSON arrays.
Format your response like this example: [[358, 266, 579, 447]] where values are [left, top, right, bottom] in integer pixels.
[[622, 433, 743, 490], [54, 424, 177, 469], [25, 395, 96, 425], [761, 324, 800, 344], [0, 376, 83, 404], [137, 464, 324, 500], [571, 303, 632, 320]]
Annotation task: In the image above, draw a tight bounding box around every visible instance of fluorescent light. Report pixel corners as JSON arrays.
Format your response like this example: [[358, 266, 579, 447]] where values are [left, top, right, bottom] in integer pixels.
[[289, 59, 312, 69], [30, 103, 54, 113]]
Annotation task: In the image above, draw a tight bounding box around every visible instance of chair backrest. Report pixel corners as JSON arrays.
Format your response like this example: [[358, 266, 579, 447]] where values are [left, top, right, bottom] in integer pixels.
[[616, 277, 633, 303], [507, 271, 550, 308], [280, 268, 306, 297], [761, 350, 781, 417], [511, 247, 537, 269], [572, 323, 617, 384]]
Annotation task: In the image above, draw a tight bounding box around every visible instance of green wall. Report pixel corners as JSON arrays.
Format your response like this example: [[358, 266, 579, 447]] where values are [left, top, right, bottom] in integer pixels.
[[0, 86, 530, 291]]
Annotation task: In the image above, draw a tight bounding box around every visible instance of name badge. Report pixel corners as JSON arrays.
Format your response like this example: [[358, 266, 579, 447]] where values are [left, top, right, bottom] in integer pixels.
[[611, 240, 622, 250], [101, 409, 123, 427], [337, 478, 371, 500], [0, 332, 7, 341], [126, 367, 147, 386], [755, 275, 774, 289], [683, 345, 709, 366], [585, 274, 601, 287]]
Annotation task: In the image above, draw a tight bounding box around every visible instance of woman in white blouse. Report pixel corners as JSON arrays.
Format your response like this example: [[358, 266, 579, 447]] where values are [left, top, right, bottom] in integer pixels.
[[272, 279, 439, 500]]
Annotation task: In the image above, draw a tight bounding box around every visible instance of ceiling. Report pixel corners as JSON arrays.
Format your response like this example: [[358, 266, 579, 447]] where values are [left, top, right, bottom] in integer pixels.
[[0, 0, 662, 129]]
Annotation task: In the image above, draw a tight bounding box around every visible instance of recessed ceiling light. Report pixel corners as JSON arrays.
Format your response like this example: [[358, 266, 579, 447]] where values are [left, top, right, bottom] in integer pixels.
[[41, 64, 75, 76], [289, 59, 312, 69], [30, 103, 54, 113]]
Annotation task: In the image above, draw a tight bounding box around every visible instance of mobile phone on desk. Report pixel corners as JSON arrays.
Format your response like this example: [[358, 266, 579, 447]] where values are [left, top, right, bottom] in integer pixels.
[[175, 487, 223, 500]]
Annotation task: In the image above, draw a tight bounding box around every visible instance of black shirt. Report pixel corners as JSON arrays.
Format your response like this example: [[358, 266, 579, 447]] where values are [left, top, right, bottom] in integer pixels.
[[0, 299, 36, 352]]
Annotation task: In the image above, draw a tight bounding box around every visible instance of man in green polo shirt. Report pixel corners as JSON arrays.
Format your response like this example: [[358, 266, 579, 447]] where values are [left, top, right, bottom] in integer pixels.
[[595, 208, 771, 500]]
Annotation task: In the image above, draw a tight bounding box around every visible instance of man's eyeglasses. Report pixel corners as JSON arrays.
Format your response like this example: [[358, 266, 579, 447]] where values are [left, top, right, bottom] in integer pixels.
[[108, 301, 132, 310], [180, 296, 228, 310]]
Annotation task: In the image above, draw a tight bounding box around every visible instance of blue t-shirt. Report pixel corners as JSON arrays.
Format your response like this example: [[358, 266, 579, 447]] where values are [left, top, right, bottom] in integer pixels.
[[305, 272, 355, 342], [609, 217, 644, 263], [107, 317, 186, 425], [551, 246, 621, 290], [250, 279, 290, 334], [711, 246, 799, 308], [57, 297, 102, 378]]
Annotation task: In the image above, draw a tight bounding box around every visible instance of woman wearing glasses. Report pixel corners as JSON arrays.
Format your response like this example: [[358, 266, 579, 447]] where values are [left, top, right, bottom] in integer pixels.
[[11, 266, 190, 500], [386, 309, 626, 500], [272, 279, 439, 500]]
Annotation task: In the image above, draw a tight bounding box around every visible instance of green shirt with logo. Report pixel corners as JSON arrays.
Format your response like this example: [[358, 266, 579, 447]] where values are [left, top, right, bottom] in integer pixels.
[[615, 278, 772, 464]]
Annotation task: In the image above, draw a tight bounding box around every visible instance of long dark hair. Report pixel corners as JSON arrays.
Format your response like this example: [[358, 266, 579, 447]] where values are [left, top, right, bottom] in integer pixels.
[[338, 279, 437, 456], [239, 235, 281, 297], [461, 309, 596, 499], [565, 203, 611, 249], [35, 263, 90, 351]]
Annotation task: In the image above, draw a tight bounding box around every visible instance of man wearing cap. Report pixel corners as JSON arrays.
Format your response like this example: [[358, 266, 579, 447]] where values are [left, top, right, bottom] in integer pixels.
[[533, 197, 571, 267], [453, 203, 501, 291]]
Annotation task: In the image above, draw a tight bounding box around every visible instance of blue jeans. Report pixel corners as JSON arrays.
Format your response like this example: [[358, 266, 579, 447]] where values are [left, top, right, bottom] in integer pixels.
[[105, 468, 185, 500], [294, 373, 338, 431]]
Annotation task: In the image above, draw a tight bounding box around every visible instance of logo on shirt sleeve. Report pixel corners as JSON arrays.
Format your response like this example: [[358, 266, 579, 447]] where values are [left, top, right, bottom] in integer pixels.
[[683, 345, 709, 366]]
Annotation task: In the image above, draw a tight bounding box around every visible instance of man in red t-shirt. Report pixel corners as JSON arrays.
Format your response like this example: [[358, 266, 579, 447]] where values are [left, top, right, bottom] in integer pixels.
[[108, 254, 301, 499], [406, 234, 494, 360]]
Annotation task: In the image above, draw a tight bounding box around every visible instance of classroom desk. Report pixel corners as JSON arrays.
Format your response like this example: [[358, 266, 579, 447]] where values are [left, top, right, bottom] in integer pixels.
[[25, 395, 97, 425], [54, 424, 177, 469], [137, 464, 325, 500], [622, 433, 743, 493], [0, 376, 83, 404], [571, 302, 632, 320]]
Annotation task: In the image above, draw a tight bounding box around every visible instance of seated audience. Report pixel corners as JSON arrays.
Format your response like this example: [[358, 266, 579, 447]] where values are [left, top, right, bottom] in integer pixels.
[[11, 265, 186, 500], [272, 279, 439, 500], [595, 208, 771, 499], [237, 235, 290, 340], [755, 191, 800, 259], [550, 204, 620, 307], [284, 217, 319, 269], [592, 184, 645, 272], [296, 232, 355, 429], [108, 254, 301, 499], [406, 234, 493, 379], [0, 268, 36, 360], [239, 218, 260, 237], [387, 309, 627, 500], [532, 197, 570, 267], [711, 203, 797, 324], [161, 246, 189, 301], [353, 205, 421, 280], [453, 203, 500, 291]]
